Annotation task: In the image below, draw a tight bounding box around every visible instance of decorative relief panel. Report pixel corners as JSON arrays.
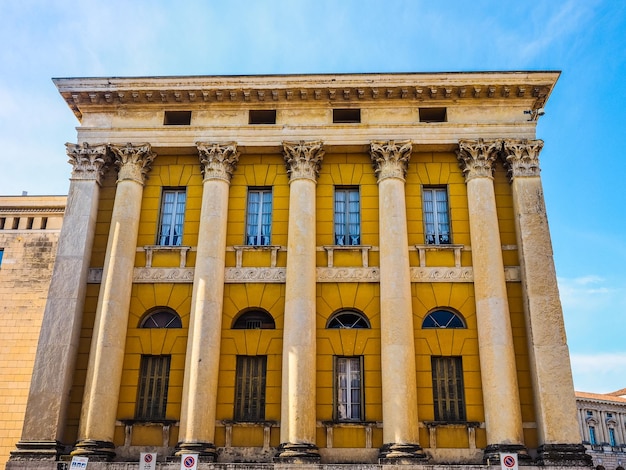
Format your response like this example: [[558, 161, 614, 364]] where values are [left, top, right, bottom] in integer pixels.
[[87, 266, 521, 283]]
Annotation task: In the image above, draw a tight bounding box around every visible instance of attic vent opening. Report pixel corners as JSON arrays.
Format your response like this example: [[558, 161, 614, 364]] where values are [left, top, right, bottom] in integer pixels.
[[419, 107, 447, 123], [333, 108, 361, 123], [249, 109, 277, 124], [163, 111, 192, 126]]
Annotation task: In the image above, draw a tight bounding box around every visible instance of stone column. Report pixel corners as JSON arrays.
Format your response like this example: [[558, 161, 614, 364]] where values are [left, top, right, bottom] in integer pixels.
[[456, 139, 527, 463], [275, 141, 324, 462], [370, 140, 426, 462], [11, 143, 109, 461], [72, 143, 155, 460], [176, 142, 239, 461], [503, 139, 591, 466]]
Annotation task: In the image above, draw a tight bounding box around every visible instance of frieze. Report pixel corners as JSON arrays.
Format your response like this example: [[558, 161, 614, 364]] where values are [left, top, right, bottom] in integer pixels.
[[87, 265, 521, 284], [225, 267, 286, 283]]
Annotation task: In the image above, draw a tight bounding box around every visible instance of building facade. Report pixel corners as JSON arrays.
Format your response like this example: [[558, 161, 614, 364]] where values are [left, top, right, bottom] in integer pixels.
[[8, 72, 591, 468], [0, 196, 65, 469], [576, 390, 626, 470]]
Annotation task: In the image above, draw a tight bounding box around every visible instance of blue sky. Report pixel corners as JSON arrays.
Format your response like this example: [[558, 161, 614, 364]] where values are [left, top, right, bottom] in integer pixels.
[[1, 0, 625, 393]]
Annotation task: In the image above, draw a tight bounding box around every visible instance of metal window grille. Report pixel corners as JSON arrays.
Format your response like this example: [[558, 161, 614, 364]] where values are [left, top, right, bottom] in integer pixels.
[[234, 356, 267, 421], [334, 188, 360, 246], [136, 355, 171, 420], [335, 356, 363, 421], [423, 187, 451, 244], [246, 189, 272, 246], [432, 356, 466, 421], [158, 189, 186, 246]]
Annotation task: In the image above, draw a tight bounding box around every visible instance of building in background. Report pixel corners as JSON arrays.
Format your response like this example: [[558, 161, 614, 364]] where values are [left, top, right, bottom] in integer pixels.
[[7, 72, 592, 468], [576, 389, 626, 470], [0, 196, 65, 469]]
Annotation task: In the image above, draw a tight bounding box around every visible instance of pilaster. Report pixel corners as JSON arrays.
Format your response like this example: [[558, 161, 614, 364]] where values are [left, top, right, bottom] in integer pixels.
[[73, 144, 155, 461], [275, 141, 324, 463], [503, 139, 591, 467], [176, 142, 239, 461], [11, 143, 109, 461], [370, 140, 426, 463]]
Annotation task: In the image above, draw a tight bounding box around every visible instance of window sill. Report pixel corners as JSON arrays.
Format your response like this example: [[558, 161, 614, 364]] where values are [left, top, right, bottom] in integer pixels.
[[414, 244, 464, 268], [322, 245, 373, 268], [231, 245, 282, 268], [139, 245, 192, 268]]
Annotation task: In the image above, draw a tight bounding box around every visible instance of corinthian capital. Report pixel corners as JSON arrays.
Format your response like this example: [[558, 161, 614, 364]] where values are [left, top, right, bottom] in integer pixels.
[[196, 142, 240, 182], [66, 142, 110, 183], [109, 143, 156, 184], [502, 139, 543, 180], [456, 139, 501, 182], [370, 140, 412, 182], [282, 140, 325, 182]]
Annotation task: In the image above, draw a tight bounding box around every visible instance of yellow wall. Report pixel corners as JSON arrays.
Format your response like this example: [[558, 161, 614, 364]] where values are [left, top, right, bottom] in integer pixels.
[[68, 149, 534, 452]]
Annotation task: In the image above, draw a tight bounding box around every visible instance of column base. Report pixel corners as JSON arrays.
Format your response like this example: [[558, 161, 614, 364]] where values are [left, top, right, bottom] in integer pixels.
[[9, 440, 65, 460], [274, 443, 321, 463], [71, 439, 115, 461], [483, 444, 532, 465], [536, 443, 593, 467], [379, 443, 428, 464], [174, 441, 217, 462]]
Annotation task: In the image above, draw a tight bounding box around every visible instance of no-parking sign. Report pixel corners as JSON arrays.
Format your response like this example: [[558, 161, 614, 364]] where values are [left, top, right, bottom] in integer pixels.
[[180, 453, 198, 470], [140, 452, 157, 470], [500, 453, 518, 470]]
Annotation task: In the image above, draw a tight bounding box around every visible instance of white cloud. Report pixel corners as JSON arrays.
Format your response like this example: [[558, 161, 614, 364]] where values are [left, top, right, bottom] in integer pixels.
[[570, 352, 626, 394]]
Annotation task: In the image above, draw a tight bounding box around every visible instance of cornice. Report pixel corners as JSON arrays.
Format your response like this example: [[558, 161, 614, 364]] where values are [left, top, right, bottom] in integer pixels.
[[53, 71, 560, 120]]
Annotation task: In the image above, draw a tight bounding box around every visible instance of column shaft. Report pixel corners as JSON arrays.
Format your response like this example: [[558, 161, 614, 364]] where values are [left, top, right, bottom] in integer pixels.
[[457, 139, 525, 461], [177, 143, 239, 460], [504, 139, 591, 466], [370, 141, 425, 462], [12, 144, 108, 460], [73, 144, 155, 460], [276, 141, 324, 462]]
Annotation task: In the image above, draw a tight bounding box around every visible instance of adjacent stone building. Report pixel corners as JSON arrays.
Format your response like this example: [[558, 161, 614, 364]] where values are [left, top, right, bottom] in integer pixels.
[[7, 72, 591, 469], [0, 196, 65, 469], [576, 390, 626, 470]]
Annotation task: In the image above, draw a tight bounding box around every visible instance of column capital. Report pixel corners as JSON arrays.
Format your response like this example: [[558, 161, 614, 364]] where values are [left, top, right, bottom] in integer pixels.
[[502, 139, 544, 180], [196, 142, 240, 182], [66, 142, 110, 183], [370, 140, 412, 183], [109, 143, 155, 184], [282, 140, 325, 182], [456, 139, 502, 182]]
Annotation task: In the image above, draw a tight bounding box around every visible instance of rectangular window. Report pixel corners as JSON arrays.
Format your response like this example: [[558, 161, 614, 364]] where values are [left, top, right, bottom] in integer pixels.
[[163, 110, 192, 125], [12, 218, 19, 230], [0, 248, 4, 267], [40, 217, 48, 230], [334, 356, 364, 421], [249, 109, 276, 124], [26, 217, 33, 230], [136, 355, 171, 420], [419, 107, 447, 123], [423, 187, 450, 245], [0, 218, 5, 229], [609, 427, 616, 446], [333, 108, 361, 123], [234, 356, 267, 421], [432, 356, 466, 422], [246, 188, 272, 246], [158, 189, 186, 246], [589, 425, 596, 445], [334, 187, 360, 246]]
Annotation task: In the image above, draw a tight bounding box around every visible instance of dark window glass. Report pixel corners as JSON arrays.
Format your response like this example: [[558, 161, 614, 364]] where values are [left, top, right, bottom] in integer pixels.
[[327, 310, 370, 329], [233, 310, 275, 329], [422, 309, 465, 329], [140, 309, 182, 328]]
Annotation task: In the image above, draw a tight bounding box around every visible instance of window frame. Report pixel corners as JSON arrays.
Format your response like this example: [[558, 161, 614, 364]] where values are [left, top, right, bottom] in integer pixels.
[[157, 188, 187, 246], [422, 186, 451, 245], [334, 356, 365, 422], [135, 354, 171, 421], [431, 356, 466, 422], [327, 310, 370, 329], [139, 308, 182, 329], [234, 355, 267, 422], [232, 309, 276, 329], [334, 186, 361, 246], [245, 187, 273, 246], [589, 425, 597, 445], [422, 309, 466, 329]]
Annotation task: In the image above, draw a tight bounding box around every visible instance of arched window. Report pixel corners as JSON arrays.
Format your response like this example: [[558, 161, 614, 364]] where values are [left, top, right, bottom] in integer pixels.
[[422, 309, 465, 329], [327, 310, 370, 329], [232, 309, 275, 329], [139, 308, 182, 328]]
